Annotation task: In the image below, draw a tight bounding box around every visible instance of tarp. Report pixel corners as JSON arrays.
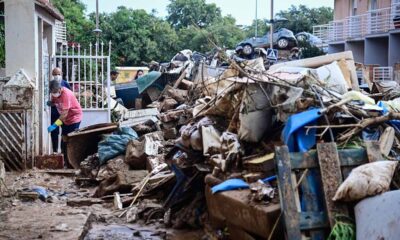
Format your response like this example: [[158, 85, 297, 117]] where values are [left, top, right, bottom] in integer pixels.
[[136, 71, 162, 94], [98, 127, 139, 165], [282, 108, 322, 152]]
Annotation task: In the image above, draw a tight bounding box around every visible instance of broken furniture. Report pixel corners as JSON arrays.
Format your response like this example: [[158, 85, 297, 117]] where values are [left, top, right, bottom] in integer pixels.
[[275, 142, 380, 239]]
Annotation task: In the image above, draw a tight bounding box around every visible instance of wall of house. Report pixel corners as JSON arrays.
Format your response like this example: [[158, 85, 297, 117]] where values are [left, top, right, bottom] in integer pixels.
[[334, 0, 394, 20], [335, 0, 349, 20], [365, 36, 389, 66], [5, 0, 37, 78]]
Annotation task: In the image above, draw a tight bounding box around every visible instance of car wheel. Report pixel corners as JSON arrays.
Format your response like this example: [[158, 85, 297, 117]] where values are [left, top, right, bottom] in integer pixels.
[[242, 44, 253, 56], [277, 38, 289, 49], [296, 34, 307, 42]]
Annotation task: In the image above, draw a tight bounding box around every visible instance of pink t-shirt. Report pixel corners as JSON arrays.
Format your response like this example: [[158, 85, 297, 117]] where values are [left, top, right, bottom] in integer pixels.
[[52, 87, 83, 125]]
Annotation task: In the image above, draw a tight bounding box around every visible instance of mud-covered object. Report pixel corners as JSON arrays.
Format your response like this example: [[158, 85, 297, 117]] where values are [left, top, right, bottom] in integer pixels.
[[333, 161, 398, 202], [98, 127, 138, 165], [238, 83, 273, 142]]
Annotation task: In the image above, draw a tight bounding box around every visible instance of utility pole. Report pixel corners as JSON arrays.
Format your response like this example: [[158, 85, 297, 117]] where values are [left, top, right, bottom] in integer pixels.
[[255, 0, 258, 37], [93, 0, 102, 42], [270, 0, 274, 50], [96, 0, 99, 32]]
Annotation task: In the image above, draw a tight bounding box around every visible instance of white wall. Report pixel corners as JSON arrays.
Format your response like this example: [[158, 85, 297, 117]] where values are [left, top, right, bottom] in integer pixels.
[[5, 0, 37, 78]]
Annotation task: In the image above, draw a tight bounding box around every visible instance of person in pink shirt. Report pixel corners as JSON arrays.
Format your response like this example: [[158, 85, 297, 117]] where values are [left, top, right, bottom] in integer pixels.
[[48, 79, 82, 167]]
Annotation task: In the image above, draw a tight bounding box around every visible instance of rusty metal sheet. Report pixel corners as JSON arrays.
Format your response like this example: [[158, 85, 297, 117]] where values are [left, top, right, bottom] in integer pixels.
[[0, 110, 26, 171]]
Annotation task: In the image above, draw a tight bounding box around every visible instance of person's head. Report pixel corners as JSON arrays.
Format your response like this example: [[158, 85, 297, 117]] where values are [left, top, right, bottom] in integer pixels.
[[135, 70, 144, 79], [49, 79, 62, 98], [52, 67, 63, 82], [111, 70, 119, 81]]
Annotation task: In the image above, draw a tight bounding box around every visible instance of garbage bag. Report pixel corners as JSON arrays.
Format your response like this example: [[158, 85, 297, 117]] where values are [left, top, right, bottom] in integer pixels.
[[238, 83, 273, 142], [333, 161, 398, 202], [98, 127, 139, 165]]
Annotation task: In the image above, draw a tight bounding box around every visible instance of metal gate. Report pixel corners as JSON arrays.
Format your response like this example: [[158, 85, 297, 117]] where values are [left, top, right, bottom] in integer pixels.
[[0, 110, 27, 171], [53, 42, 111, 110], [52, 42, 111, 125]]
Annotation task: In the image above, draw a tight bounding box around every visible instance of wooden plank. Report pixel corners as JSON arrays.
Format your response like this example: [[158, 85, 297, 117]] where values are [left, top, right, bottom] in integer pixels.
[[317, 143, 349, 227], [300, 211, 329, 230], [275, 146, 302, 240], [365, 141, 383, 162], [289, 148, 368, 169]]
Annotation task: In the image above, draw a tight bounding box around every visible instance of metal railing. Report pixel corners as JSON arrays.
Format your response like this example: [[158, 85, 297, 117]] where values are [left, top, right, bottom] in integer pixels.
[[53, 42, 111, 111], [317, 2, 400, 42], [55, 20, 67, 44], [313, 24, 329, 42], [368, 7, 391, 34], [328, 20, 346, 41], [392, 0, 400, 29], [373, 67, 393, 81], [347, 14, 368, 38]]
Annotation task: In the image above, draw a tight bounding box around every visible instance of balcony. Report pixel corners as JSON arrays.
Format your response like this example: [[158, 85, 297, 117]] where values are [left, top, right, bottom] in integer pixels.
[[313, 1, 400, 43]]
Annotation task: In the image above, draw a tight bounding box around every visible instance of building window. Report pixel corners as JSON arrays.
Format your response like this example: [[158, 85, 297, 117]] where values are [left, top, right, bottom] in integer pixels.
[[351, 0, 358, 15], [369, 0, 378, 10]]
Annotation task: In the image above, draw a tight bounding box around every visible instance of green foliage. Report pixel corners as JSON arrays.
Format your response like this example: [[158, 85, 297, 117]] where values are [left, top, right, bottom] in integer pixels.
[[243, 19, 270, 38], [94, 6, 179, 66], [167, 0, 222, 29], [298, 40, 325, 59], [275, 5, 333, 33], [177, 15, 245, 53], [51, 0, 95, 45], [46, 0, 332, 67]]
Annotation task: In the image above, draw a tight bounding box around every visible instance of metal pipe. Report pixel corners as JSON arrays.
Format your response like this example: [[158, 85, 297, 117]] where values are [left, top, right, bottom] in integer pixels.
[[270, 0, 274, 50], [96, 0, 99, 31], [255, 0, 258, 37]]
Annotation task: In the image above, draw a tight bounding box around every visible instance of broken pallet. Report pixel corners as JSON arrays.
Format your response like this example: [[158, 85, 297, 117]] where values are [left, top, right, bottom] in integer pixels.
[[275, 142, 379, 239]]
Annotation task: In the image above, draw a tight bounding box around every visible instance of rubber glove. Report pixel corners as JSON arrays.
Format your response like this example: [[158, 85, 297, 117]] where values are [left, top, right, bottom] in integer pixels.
[[47, 119, 63, 132]]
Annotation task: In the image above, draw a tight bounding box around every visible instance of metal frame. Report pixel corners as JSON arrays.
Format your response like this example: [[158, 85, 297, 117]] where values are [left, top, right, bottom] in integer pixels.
[[52, 42, 111, 121], [373, 66, 394, 81]]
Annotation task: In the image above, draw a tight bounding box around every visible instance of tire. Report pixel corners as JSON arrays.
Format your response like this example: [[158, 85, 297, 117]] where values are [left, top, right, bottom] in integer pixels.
[[277, 38, 289, 49], [242, 44, 253, 56], [296, 34, 307, 42]]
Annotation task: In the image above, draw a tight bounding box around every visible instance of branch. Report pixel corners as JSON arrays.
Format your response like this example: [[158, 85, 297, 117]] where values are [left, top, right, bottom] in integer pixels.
[[338, 112, 400, 141]]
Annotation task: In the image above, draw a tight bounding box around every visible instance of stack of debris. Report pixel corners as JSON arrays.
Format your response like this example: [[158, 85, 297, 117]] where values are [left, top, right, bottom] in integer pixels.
[[71, 50, 400, 239]]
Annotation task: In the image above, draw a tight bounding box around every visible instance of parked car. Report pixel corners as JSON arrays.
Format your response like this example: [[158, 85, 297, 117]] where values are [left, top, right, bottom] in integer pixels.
[[236, 28, 297, 56], [295, 32, 323, 46], [295, 32, 328, 53]]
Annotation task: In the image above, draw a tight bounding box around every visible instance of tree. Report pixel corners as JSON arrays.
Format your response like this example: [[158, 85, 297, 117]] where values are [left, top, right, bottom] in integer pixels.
[[243, 19, 270, 38], [275, 5, 333, 33], [298, 40, 325, 59], [167, 0, 222, 29], [97, 6, 179, 66], [177, 15, 245, 53], [51, 0, 95, 45]]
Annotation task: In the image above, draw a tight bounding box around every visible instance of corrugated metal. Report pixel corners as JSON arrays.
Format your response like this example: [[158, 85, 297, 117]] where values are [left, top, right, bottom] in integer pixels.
[[0, 110, 26, 171]]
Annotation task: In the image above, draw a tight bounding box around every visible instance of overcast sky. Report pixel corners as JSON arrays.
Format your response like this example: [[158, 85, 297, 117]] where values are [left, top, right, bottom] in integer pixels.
[[81, 0, 334, 26]]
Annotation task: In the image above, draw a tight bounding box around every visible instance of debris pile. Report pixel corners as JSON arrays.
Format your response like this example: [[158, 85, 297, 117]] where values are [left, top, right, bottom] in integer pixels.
[[68, 50, 400, 239]]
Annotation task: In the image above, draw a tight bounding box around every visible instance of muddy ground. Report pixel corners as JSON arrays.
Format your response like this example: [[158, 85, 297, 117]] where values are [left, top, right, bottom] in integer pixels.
[[0, 170, 204, 240]]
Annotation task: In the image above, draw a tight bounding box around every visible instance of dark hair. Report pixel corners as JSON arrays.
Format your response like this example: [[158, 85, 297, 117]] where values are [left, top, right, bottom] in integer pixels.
[[111, 70, 119, 75], [135, 70, 144, 80], [49, 79, 61, 92]]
